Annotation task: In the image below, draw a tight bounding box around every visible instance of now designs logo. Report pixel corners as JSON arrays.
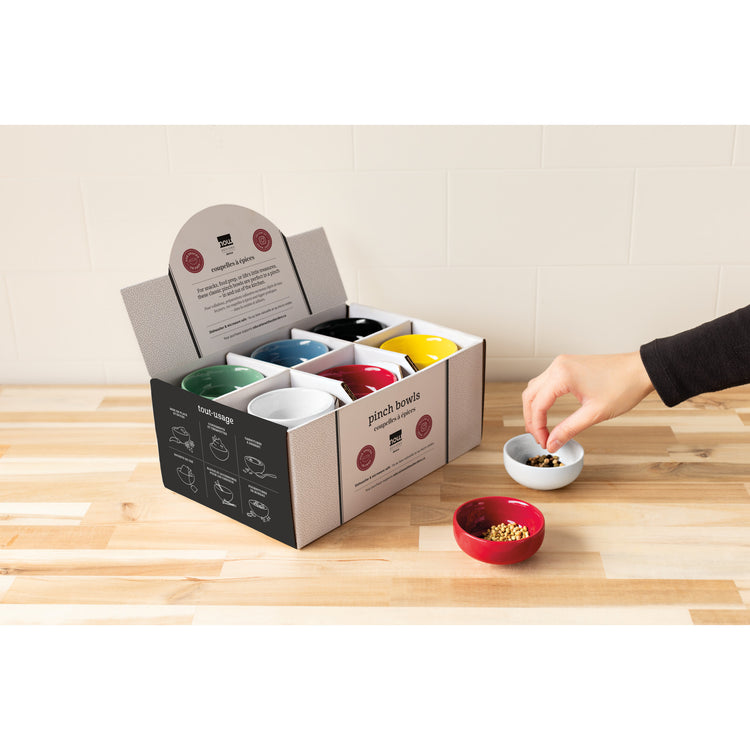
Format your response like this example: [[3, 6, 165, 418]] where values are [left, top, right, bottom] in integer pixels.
[[217, 233, 234, 254]]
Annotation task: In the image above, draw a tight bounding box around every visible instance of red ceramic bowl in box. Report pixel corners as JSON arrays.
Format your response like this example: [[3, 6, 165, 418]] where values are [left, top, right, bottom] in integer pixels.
[[453, 496, 545, 565], [316, 364, 397, 399]]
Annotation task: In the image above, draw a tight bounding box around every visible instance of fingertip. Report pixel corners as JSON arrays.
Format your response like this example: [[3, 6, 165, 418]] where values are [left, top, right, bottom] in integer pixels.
[[532, 428, 550, 451]]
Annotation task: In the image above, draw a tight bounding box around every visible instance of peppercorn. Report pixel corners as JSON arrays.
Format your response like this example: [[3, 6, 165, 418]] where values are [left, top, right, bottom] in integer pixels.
[[480, 521, 530, 542], [526, 454, 563, 467]]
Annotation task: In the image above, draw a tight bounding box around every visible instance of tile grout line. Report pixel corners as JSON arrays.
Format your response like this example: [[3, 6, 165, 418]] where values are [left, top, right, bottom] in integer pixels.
[[533, 266, 540, 357], [714, 265, 723, 319], [163, 126, 173, 173], [2, 273, 21, 360], [539, 125, 545, 168], [445, 170, 450, 266], [78, 178, 94, 271], [627, 168, 637, 264], [731, 125, 738, 166]]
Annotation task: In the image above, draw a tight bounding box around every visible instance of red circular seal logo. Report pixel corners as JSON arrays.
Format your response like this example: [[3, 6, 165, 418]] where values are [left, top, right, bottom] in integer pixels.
[[253, 228, 272, 252], [182, 248, 204, 274], [416, 414, 433, 440], [356, 445, 376, 472]]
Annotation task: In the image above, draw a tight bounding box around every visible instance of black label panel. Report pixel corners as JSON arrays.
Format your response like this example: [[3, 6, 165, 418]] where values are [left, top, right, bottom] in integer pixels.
[[150, 378, 296, 547]]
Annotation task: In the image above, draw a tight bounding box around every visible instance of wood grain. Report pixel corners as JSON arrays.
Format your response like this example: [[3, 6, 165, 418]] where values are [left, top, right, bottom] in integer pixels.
[[1, 382, 749, 625]]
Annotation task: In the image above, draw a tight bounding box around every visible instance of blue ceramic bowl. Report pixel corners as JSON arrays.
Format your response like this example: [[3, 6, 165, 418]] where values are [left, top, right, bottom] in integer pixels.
[[250, 338, 329, 367]]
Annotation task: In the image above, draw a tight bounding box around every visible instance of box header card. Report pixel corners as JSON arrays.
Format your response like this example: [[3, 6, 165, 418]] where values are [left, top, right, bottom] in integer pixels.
[[122, 205, 347, 381], [169, 205, 310, 359]]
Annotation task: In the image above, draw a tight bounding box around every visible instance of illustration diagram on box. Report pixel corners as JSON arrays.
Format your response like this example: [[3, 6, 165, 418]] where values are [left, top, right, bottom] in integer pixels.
[[246, 498, 271, 523], [169, 426, 195, 452], [176, 464, 198, 493], [209, 435, 230, 461], [242, 454, 277, 480], [213, 479, 235, 506]]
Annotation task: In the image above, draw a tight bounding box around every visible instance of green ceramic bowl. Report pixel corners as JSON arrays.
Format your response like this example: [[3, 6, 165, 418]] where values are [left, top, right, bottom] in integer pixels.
[[181, 365, 264, 399]]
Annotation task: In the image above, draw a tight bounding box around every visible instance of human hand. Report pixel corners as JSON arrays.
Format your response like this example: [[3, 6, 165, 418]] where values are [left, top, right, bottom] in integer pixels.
[[522, 352, 654, 452]]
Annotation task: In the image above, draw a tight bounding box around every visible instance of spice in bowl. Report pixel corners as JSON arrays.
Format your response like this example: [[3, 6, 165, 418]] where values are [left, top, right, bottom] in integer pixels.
[[526, 454, 564, 467], [480, 521, 530, 542]]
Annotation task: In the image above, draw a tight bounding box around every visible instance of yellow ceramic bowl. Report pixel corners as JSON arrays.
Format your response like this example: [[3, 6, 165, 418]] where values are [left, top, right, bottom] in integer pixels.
[[379, 334, 458, 370]]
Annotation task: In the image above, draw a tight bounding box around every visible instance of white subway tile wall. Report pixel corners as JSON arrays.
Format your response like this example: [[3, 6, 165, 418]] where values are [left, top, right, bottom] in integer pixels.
[[0, 125, 747, 385]]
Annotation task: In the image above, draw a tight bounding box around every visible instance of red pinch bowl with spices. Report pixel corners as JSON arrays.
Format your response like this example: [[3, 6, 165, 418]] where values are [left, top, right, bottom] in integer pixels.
[[453, 496, 545, 565]]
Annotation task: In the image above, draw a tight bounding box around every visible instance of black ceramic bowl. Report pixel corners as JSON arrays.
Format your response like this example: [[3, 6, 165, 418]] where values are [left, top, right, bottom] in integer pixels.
[[311, 317, 385, 342]]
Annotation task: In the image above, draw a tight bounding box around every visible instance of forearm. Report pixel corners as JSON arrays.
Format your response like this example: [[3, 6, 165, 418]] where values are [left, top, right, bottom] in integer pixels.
[[640, 304, 750, 407]]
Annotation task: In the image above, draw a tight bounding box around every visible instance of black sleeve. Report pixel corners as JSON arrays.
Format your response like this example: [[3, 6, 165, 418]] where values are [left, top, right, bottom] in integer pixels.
[[640, 304, 750, 407]]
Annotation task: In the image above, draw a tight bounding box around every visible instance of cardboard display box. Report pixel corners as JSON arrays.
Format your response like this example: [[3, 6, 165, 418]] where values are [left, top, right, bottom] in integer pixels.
[[122, 205, 485, 548]]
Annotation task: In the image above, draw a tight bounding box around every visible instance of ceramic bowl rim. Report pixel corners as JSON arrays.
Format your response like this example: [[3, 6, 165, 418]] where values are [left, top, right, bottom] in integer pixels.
[[251, 338, 329, 355], [453, 495, 546, 546], [181, 364, 264, 395], [503, 433, 584, 470], [247, 386, 336, 421]]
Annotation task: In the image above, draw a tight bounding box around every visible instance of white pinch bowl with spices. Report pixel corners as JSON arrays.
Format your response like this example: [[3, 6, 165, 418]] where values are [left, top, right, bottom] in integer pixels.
[[503, 433, 584, 491]]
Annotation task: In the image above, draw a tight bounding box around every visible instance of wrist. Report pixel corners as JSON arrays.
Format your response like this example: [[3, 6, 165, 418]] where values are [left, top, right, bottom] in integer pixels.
[[630, 351, 654, 399]]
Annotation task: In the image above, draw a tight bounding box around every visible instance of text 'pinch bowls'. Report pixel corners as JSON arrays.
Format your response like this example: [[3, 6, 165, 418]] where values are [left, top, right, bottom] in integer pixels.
[[453, 496, 545, 565], [502, 433, 584, 491]]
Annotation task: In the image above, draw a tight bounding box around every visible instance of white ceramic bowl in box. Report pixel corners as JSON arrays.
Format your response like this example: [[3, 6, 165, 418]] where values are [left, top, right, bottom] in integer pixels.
[[502, 433, 584, 491], [248, 387, 336, 429]]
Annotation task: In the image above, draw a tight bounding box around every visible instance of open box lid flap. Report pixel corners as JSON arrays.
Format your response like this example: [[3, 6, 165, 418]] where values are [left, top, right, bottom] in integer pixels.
[[121, 205, 347, 380]]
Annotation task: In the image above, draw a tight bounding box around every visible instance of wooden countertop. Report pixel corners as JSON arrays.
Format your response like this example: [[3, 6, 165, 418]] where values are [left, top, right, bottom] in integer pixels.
[[1, 382, 749, 625]]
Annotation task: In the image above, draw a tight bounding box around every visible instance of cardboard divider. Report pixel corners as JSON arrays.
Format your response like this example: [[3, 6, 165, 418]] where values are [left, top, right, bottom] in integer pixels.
[[347, 303, 411, 329], [409, 316, 484, 349], [289, 327, 350, 353], [294, 340, 414, 383], [289, 368, 353, 405], [356, 314, 484, 367], [224, 352, 288, 378], [351, 343, 415, 379], [214, 370, 291, 412], [292, 343, 355, 375], [214, 367, 355, 425], [355, 319, 412, 348]]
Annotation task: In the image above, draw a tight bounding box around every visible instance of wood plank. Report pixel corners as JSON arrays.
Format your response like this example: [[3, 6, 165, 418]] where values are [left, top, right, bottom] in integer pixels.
[[0, 525, 115, 549], [0, 575, 15, 601], [503, 412, 748, 431], [412, 500, 750, 528], [389, 577, 741, 608], [0, 427, 157, 445], [601, 553, 750, 581], [0, 502, 90, 525], [98, 395, 153, 410], [441, 478, 750, 504], [2, 443, 158, 460], [2, 575, 391, 607], [0, 411, 153, 424], [736, 580, 750, 605], [191, 605, 694, 625], [0, 549, 226, 576], [0, 460, 143, 477], [689, 609, 750, 625], [220, 550, 604, 579], [0, 473, 161, 503], [0, 604, 194, 625], [3, 576, 204, 605]]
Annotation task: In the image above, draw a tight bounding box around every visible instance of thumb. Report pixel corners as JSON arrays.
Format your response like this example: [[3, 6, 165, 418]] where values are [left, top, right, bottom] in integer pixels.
[[547, 402, 601, 452]]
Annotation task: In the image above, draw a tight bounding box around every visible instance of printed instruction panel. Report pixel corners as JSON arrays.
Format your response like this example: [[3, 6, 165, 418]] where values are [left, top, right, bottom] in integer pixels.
[[168, 205, 310, 359], [151, 379, 296, 547], [336, 363, 448, 523]]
